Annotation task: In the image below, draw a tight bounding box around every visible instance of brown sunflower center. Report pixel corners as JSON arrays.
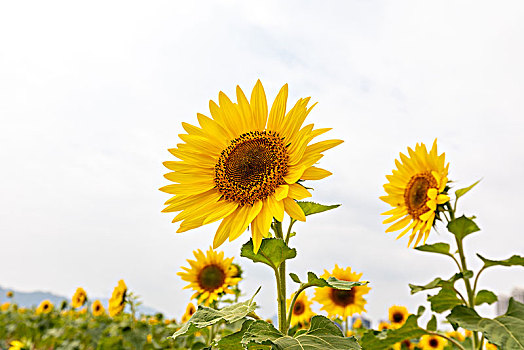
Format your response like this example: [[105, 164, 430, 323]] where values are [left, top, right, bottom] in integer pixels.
[[43, 303, 49, 310], [404, 172, 437, 218], [392, 312, 404, 323], [293, 300, 305, 316], [215, 131, 288, 206], [429, 338, 439, 347], [330, 288, 356, 307], [198, 264, 226, 292], [95, 304, 100, 311]]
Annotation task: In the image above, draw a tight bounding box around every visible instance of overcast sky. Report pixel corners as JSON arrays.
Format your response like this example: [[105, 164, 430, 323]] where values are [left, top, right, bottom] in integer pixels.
[[1, 1, 523, 325]]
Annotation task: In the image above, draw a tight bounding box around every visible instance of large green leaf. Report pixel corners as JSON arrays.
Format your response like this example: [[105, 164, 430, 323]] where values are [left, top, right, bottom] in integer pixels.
[[477, 254, 524, 269], [409, 271, 473, 294], [415, 243, 452, 257], [475, 290, 498, 306], [242, 316, 361, 350], [241, 238, 296, 270], [171, 296, 257, 340], [447, 216, 480, 240], [297, 201, 340, 216], [455, 179, 481, 199], [290, 271, 366, 289], [216, 320, 254, 350], [447, 298, 524, 349], [427, 288, 463, 313], [360, 315, 427, 350]]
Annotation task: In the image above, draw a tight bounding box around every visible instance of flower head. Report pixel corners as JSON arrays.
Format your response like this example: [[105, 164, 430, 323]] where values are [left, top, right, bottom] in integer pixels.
[[6, 291, 14, 298], [381, 140, 450, 247], [393, 339, 415, 350], [312, 265, 370, 318], [388, 305, 409, 329], [36, 300, 53, 314], [446, 330, 465, 342], [352, 318, 362, 329], [286, 291, 315, 327], [92, 300, 105, 316], [419, 334, 447, 350], [71, 287, 87, 308], [178, 247, 241, 305], [378, 321, 391, 331], [181, 302, 196, 323], [108, 280, 127, 317], [9, 340, 26, 350], [161, 81, 342, 253], [1, 302, 10, 311]]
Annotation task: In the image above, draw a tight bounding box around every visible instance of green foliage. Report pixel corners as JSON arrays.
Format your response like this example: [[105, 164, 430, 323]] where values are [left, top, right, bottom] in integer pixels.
[[241, 238, 296, 271], [427, 288, 462, 313], [477, 254, 524, 269], [360, 315, 427, 350], [415, 243, 452, 257], [474, 290, 498, 306], [289, 271, 366, 290], [409, 270, 473, 294], [447, 215, 480, 240], [296, 201, 340, 216], [447, 298, 524, 349], [455, 179, 481, 200], [242, 316, 361, 350], [216, 320, 254, 350], [426, 315, 437, 331]]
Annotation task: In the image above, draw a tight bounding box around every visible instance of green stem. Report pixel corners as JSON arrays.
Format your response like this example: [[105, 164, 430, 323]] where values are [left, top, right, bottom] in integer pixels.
[[286, 284, 310, 333], [427, 331, 466, 350], [274, 221, 288, 333], [344, 316, 349, 337], [472, 266, 486, 295], [285, 219, 296, 245]]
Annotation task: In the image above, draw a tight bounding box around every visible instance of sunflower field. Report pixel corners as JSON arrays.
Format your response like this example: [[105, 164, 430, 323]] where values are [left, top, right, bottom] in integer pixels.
[[2, 81, 523, 350]]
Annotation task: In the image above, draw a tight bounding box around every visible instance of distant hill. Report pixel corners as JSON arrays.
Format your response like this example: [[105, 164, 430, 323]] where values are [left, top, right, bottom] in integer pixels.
[[0, 285, 160, 316]]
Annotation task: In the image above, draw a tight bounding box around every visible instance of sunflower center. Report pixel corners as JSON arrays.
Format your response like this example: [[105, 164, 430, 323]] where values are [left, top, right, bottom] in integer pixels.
[[392, 312, 404, 323], [330, 288, 356, 307], [404, 172, 437, 218], [429, 338, 439, 347], [43, 304, 49, 310], [293, 300, 305, 316], [198, 265, 226, 292], [95, 305, 100, 311], [215, 131, 288, 206]]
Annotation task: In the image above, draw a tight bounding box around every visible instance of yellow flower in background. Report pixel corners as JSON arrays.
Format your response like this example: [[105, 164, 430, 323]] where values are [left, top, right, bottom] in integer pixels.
[[160, 81, 342, 253], [393, 339, 415, 350], [181, 302, 196, 323], [286, 292, 315, 327], [108, 280, 127, 317], [71, 287, 87, 308], [313, 265, 370, 318], [352, 318, 362, 329], [388, 305, 409, 329], [419, 334, 447, 350], [36, 300, 53, 314], [378, 321, 391, 331], [147, 334, 152, 343], [178, 247, 241, 305], [1, 302, 10, 311], [92, 300, 105, 316], [9, 340, 25, 350], [6, 291, 14, 298], [485, 343, 498, 350], [464, 329, 473, 337], [381, 140, 450, 247], [446, 330, 465, 342]]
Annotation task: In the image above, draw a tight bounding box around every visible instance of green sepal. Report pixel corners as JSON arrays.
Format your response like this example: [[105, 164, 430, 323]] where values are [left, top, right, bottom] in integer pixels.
[[477, 254, 524, 269], [474, 290, 498, 306], [289, 273, 302, 284], [455, 179, 481, 199], [415, 243, 452, 257], [447, 298, 524, 349], [241, 238, 296, 271], [360, 315, 427, 350], [447, 215, 480, 240], [297, 201, 340, 216]]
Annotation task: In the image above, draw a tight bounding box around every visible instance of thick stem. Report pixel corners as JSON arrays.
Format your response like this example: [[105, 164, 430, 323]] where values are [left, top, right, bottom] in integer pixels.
[[274, 221, 288, 333]]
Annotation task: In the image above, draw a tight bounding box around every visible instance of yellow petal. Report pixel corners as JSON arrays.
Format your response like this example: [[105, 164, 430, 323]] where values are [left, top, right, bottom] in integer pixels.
[[229, 201, 263, 241], [250, 80, 268, 130], [386, 216, 412, 232], [288, 183, 312, 200], [275, 185, 289, 201], [284, 165, 305, 184], [427, 188, 438, 200], [283, 198, 306, 222], [436, 194, 450, 205], [301, 166, 332, 180], [267, 84, 288, 131], [267, 194, 285, 222], [213, 212, 237, 248]]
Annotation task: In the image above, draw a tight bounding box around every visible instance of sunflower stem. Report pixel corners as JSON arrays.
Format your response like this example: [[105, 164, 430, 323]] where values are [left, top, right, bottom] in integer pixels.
[[426, 331, 466, 350], [286, 283, 312, 334], [273, 220, 288, 333], [344, 316, 349, 337]]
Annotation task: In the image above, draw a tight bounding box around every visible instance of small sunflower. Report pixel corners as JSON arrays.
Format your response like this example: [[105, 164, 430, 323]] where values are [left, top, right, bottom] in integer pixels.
[[181, 302, 196, 323], [36, 300, 53, 314], [178, 247, 241, 305], [388, 305, 409, 329], [312, 265, 371, 318], [352, 318, 362, 329], [381, 140, 450, 247], [446, 330, 465, 342], [6, 291, 14, 298], [393, 339, 415, 350], [92, 300, 105, 316], [419, 334, 447, 350], [9, 340, 26, 350], [71, 287, 87, 308], [485, 343, 498, 350], [161, 81, 342, 253], [1, 302, 10, 311], [378, 321, 391, 331], [108, 280, 127, 317], [286, 292, 315, 327]]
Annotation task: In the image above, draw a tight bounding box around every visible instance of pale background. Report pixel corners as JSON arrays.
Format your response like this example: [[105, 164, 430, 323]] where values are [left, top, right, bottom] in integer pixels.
[[1, 0, 523, 325]]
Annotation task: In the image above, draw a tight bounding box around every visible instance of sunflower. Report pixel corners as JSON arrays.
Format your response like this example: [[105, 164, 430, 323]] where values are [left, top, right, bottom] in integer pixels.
[[71, 287, 87, 308], [380, 140, 450, 247], [181, 302, 196, 323], [313, 265, 371, 318], [352, 318, 362, 329], [108, 280, 127, 317], [36, 300, 53, 314], [446, 330, 465, 342], [286, 291, 315, 327], [378, 321, 391, 331], [9, 340, 26, 350], [178, 247, 241, 305], [92, 300, 105, 316], [1, 302, 10, 311], [388, 305, 409, 329], [160, 81, 342, 253], [393, 339, 415, 350], [419, 334, 447, 350], [485, 343, 498, 350], [6, 291, 13, 298]]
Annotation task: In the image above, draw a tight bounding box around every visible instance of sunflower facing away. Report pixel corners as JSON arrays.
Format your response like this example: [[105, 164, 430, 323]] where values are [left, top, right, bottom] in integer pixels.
[[160, 81, 342, 253], [178, 247, 241, 305], [36, 300, 53, 315], [286, 291, 315, 327], [71, 287, 87, 308], [181, 302, 196, 323], [419, 334, 447, 350], [92, 300, 105, 316], [380, 140, 450, 247], [108, 280, 127, 317], [313, 265, 371, 318], [388, 305, 409, 329]]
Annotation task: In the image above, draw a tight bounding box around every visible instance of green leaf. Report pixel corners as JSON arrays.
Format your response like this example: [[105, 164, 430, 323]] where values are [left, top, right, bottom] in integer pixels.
[[171, 296, 257, 340], [360, 315, 427, 350], [447, 298, 524, 349], [447, 215, 480, 240], [289, 273, 302, 284], [415, 243, 452, 257], [475, 290, 498, 306], [409, 270, 473, 294], [297, 201, 340, 216], [216, 320, 254, 350], [478, 254, 524, 269], [428, 288, 463, 313], [242, 316, 361, 350], [427, 315, 437, 331], [241, 238, 296, 270], [455, 179, 481, 199], [295, 271, 366, 289]]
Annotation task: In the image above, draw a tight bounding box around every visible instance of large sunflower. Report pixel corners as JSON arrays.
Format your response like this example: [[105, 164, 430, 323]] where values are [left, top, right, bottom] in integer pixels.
[[178, 247, 241, 305], [419, 334, 447, 350], [380, 140, 450, 247], [108, 280, 127, 317], [312, 265, 371, 318], [388, 305, 409, 329], [72, 287, 87, 309], [161, 81, 342, 253], [286, 291, 315, 327]]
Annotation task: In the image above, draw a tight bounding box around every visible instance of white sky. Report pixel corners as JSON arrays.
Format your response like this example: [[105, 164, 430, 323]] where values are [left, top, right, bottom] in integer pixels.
[[1, 0, 523, 325]]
